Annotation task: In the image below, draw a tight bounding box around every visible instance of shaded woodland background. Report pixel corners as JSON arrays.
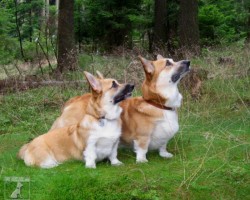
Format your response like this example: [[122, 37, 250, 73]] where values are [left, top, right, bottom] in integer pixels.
[[0, 0, 250, 79]]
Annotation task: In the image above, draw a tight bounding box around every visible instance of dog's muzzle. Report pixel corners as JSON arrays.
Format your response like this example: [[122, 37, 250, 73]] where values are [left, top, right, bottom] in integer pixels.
[[113, 84, 135, 104], [171, 60, 190, 83]]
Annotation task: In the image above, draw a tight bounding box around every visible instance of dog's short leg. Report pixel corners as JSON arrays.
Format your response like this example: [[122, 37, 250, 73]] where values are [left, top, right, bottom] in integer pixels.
[[84, 139, 97, 168], [134, 138, 149, 163], [109, 140, 123, 166], [159, 143, 173, 158]]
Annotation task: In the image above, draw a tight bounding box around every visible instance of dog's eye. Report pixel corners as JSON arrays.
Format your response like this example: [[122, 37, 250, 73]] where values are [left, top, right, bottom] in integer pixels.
[[166, 60, 172, 66], [111, 81, 118, 88]]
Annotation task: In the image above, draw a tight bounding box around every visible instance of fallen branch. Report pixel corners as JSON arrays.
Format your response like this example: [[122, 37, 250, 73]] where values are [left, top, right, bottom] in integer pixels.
[[0, 77, 86, 94]]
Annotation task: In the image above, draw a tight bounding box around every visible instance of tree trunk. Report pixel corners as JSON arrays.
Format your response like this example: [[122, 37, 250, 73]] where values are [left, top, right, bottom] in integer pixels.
[[14, 0, 25, 60], [154, 0, 167, 48], [247, 5, 250, 42], [27, 0, 33, 42], [179, 0, 200, 55], [56, 0, 77, 75]]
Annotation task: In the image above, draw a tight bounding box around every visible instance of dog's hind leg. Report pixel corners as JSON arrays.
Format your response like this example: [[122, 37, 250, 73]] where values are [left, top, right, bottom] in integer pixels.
[[134, 138, 150, 163]]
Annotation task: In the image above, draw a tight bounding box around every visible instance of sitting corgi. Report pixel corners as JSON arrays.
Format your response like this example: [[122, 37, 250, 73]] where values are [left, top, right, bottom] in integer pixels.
[[18, 72, 134, 168]]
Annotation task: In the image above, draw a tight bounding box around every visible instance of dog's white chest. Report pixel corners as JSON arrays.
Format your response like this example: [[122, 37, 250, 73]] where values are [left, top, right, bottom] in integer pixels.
[[149, 110, 179, 150], [87, 120, 121, 161]]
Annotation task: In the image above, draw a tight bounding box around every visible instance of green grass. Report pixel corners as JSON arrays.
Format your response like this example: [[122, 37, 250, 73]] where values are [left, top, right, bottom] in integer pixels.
[[0, 46, 250, 199]]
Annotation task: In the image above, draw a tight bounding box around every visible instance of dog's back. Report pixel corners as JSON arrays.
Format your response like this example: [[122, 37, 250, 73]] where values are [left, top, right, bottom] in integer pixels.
[[50, 94, 91, 131]]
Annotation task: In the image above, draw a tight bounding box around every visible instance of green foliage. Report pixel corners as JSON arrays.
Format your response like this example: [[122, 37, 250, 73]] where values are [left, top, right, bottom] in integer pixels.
[[0, 3, 18, 64], [13, 0, 44, 40], [22, 40, 37, 61], [199, 0, 248, 45], [81, 0, 143, 48]]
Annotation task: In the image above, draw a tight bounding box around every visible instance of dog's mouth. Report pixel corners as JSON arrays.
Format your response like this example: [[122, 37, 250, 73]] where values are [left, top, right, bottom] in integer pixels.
[[113, 84, 134, 104], [171, 60, 190, 83]]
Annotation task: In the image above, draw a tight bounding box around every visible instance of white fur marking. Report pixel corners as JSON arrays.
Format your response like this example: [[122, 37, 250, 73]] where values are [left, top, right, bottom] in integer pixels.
[[83, 117, 122, 168], [102, 92, 122, 120], [149, 108, 179, 150], [156, 70, 183, 108]]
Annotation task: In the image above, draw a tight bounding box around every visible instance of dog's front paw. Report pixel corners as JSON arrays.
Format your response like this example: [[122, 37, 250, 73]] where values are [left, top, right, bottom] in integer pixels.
[[159, 151, 173, 158], [85, 162, 96, 169], [136, 158, 148, 163], [111, 159, 123, 166]]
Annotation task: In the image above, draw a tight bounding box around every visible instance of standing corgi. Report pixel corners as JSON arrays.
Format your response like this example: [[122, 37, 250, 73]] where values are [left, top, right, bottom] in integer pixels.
[[18, 72, 134, 168], [120, 55, 190, 162]]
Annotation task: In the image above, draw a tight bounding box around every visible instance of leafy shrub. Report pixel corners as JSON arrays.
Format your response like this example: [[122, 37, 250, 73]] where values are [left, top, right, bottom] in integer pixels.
[[199, 1, 248, 45], [199, 5, 235, 45], [0, 5, 18, 64]]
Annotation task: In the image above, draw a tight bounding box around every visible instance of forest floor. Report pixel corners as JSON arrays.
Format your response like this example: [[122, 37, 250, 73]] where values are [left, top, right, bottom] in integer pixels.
[[0, 45, 249, 199]]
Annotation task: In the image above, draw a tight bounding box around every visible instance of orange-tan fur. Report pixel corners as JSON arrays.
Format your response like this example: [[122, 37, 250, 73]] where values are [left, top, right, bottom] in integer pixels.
[[50, 94, 91, 131], [18, 124, 88, 168]]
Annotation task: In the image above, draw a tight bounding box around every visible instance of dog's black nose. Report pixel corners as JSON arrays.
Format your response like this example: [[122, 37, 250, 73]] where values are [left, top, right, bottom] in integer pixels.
[[125, 84, 135, 92], [182, 60, 190, 67], [129, 84, 135, 90]]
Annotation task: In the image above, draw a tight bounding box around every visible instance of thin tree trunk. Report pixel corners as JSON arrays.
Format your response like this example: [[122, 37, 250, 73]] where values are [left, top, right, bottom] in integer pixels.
[[14, 0, 25, 60], [37, 40, 53, 72], [27, 0, 32, 42]]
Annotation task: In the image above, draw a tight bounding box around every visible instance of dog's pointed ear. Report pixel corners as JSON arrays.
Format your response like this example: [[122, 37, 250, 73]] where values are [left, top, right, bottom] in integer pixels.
[[156, 54, 164, 60], [96, 70, 104, 79], [84, 71, 102, 93], [139, 56, 154, 80]]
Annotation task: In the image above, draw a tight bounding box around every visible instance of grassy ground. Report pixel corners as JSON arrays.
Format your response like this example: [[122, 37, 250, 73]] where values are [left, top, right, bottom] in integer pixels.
[[0, 45, 250, 199]]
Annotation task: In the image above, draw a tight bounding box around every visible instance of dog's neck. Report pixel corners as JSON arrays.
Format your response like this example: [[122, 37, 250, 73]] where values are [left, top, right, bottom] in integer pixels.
[[143, 99, 175, 111], [102, 103, 122, 120], [163, 86, 183, 108], [142, 83, 182, 109], [86, 98, 122, 121]]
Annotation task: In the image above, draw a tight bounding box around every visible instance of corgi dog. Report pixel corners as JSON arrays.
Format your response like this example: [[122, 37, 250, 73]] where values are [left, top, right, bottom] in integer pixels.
[[120, 55, 190, 162], [18, 72, 134, 168]]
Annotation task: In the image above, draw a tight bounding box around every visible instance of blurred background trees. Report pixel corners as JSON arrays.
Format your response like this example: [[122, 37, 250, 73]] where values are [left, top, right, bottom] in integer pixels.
[[0, 0, 249, 73]]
